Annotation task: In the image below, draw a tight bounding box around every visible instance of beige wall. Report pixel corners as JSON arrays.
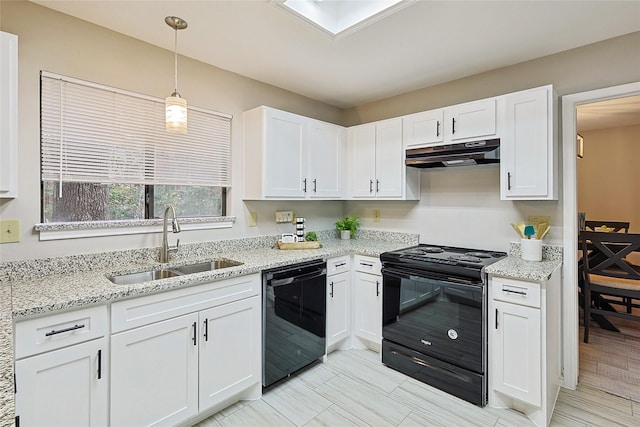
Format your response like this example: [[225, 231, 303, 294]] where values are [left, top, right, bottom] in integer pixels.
[[0, 1, 344, 262], [577, 124, 640, 233]]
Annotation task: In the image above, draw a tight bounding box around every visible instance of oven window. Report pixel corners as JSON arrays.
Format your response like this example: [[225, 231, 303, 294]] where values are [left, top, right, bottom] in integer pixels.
[[383, 272, 484, 373]]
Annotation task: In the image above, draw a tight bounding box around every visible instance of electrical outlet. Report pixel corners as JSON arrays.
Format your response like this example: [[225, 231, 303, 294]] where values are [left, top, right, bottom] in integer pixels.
[[528, 215, 551, 227], [248, 212, 257, 227], [373, 209, 381, 222], [275, 210, 294, 223], [0, 219, 20, 243]]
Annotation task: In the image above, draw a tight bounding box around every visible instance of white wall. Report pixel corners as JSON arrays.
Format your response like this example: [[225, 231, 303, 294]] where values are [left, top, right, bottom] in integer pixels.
[[0, 1, 344, 262]]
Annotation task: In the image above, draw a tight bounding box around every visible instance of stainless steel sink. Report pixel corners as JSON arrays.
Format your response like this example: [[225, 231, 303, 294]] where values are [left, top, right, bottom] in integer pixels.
[[108, 269, 182, 285], [174, 259, 243, 275], [107, 259, 243, 285]]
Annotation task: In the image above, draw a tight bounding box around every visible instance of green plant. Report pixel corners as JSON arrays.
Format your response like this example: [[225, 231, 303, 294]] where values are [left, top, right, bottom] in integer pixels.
[[335, 215, 360, 238], [304, 231, 318, 242]]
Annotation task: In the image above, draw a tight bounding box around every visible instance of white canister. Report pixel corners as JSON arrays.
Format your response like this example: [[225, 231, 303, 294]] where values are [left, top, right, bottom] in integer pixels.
[[340, 230, 351, 240], [521, 238, 542, 262]]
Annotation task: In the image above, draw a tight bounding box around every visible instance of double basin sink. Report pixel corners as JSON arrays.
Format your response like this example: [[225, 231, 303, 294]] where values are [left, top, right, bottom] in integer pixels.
[[107, 259, 243, 285]]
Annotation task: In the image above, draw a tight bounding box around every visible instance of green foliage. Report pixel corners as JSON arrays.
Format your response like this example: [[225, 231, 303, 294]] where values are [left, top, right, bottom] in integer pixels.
[[304, 231, 318, 242], [335, 215, 360, 238]]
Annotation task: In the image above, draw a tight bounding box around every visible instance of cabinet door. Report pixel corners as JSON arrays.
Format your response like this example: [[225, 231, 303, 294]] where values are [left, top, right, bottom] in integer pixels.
[[15, 338, 107, 427], [492, 299, 541, 406], [0, 31, 18, 198], [327, 271, 350, 348], [375, 118, 404, 198], [353, 271, 382, 345], [349, 123, 377, 197], [446, 98, 497, 141], [308, 120, 344, 198], [403, 109, 444, 149], [501, 87, 552, 199], [111, 313, 198, 427], [199, 295, 261, 412], [264, 108, 307, 198]]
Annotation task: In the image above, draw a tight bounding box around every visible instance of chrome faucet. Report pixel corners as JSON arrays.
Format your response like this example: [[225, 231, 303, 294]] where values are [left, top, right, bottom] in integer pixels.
[[160, 204, 181, 263]]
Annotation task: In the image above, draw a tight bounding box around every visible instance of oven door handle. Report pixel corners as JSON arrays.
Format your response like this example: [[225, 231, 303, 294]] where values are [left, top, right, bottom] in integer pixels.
[[381, 267, 480, 286]]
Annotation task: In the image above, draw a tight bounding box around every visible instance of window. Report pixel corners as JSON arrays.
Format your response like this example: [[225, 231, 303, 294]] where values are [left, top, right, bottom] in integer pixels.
[[40, 72, 231, 222]]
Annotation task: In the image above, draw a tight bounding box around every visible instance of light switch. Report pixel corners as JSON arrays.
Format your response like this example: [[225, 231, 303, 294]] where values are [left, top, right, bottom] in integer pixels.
[[0, 219, 20, 243], [248, 212, 257, 227], [373, 209, 381, 222]]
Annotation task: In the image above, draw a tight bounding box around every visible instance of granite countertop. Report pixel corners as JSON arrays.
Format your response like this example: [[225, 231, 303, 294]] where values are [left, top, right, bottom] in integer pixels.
[[484, 242, 563, 281], [0, 231, 418, 426]]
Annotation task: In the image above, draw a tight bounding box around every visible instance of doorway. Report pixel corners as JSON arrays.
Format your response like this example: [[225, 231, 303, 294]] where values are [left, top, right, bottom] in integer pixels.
[[561, 81, 640, 391]]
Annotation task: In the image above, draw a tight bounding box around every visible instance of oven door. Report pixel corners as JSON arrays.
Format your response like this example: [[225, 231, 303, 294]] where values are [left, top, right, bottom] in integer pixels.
[[382, 266, 485, 373]]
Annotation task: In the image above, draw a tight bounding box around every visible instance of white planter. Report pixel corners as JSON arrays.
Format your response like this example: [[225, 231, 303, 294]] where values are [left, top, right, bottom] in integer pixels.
[[521, 238, 542, 262], [340, 230, 351, 240]]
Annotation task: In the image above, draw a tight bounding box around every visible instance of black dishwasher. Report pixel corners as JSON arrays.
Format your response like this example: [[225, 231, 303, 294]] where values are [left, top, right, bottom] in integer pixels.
[[262, 259, 326, 387]]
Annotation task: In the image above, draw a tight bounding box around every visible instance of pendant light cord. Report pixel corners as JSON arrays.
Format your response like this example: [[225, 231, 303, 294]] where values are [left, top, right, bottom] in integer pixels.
[[174, 28, 179, 94]]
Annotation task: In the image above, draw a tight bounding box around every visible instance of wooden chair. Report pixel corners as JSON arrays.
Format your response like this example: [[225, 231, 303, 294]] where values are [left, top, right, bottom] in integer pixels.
[[580, 231, 640, 343], [584, 220, 630, 233]]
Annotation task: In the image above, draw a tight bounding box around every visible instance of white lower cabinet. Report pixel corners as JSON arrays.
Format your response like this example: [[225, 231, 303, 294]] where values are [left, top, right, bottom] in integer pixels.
[[353, 255, 383, 351], [14, 305, 109, 427], [489, 269, 562, 427], [110, 274, 262, 427], [15, 338, 108, 426], [326, 256, 352, 352]]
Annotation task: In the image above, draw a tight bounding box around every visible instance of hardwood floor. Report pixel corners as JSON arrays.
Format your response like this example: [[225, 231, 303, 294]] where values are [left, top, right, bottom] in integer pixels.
[[195, 349, 640, 427]]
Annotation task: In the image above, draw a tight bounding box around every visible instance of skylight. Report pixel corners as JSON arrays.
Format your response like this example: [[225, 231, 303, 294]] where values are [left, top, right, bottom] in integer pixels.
[[279, 0, 413, 38]]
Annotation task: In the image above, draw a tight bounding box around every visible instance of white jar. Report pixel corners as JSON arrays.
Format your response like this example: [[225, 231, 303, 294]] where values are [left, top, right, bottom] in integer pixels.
[[521, 238, 542, 262]]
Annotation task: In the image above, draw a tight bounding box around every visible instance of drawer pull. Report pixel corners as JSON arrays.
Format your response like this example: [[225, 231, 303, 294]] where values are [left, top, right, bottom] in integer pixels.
[[502, 288, 527, 296], [360, 262, 373, 267], [376, 280, 380, 297], [334, 262, 347, 268], [45, 323, 85, 337]]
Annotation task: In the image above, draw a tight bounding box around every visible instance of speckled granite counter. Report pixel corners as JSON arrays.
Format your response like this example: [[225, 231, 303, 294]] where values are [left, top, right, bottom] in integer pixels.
[[0, 230, 418, 425], [484, 242, 563, 281]]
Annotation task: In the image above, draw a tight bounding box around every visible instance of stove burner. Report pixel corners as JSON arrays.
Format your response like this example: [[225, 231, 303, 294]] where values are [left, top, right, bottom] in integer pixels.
[[465, 251, 492, 259], [448, 254, 482, 263]]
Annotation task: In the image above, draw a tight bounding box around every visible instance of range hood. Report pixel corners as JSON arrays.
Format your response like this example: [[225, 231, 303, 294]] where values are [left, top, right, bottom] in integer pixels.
[[405, 139, 500, 168]]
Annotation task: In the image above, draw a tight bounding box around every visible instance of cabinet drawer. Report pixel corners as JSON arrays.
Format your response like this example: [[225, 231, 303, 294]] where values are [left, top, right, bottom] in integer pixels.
[[353, 255, 381, 275], [15, 305, 107, 359], [111, 273, 260, 333], [491, 277, 540, 308], [327, 255, 351, 276]]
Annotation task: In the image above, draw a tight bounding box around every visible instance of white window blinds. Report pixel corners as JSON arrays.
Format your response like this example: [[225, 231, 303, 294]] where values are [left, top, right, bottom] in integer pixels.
[[41, 71, 232, 189]]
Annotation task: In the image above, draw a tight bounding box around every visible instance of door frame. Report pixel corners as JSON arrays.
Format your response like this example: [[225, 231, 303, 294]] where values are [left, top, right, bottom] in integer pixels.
[[561, 81, 640, 389]]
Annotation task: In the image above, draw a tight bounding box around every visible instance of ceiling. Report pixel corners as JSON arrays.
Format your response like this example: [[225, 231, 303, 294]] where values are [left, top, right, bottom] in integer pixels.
[[31, 0, 640, 112]]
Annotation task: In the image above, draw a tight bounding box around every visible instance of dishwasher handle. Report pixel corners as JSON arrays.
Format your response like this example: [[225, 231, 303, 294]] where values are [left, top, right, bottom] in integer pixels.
[[269, 269, 327, 287]]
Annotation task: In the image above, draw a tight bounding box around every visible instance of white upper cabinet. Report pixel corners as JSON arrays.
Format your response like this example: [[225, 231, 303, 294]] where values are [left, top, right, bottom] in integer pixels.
[[243, 106, 345, 200], [501, 85, 557, 200], [0, 31, 18, 198], [445, 98, 498, 142], [349, 118, 420, 200], [402, 109, 444, 149], [402, 98, 498, 150]]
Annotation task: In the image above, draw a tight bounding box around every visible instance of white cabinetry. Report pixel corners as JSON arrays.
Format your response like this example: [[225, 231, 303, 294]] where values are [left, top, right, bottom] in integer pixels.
[[403, 98, 498, 150], [353, 255, 383, 351], [326, 255, 351, 352], [243, 106, 345, 200], [489, 269, 561, 427], [501, 85, 557, 200], [110, 274, 262, 426], [14, 306, 108, 426], [349, 118, 419, 199], [0, 31, 18, 198]]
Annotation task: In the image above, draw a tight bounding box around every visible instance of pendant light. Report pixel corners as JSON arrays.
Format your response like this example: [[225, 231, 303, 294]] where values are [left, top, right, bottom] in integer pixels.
[[165, 16, 188, 134]]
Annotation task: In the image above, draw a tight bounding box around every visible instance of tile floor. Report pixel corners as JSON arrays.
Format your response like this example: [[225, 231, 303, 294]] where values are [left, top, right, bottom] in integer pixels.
[[195, 349, 640, 427]]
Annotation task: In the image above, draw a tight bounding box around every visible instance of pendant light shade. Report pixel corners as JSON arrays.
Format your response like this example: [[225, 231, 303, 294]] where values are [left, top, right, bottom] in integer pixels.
[[165, 16, 188, 134]]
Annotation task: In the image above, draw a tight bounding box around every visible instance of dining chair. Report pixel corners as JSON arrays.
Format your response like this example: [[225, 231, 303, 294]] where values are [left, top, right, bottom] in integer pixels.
[[580, 231, 640, 343], [584, 220, 630, 233]]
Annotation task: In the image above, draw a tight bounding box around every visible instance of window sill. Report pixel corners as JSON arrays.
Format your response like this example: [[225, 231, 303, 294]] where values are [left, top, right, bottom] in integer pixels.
[[35, 217, 236, 241]]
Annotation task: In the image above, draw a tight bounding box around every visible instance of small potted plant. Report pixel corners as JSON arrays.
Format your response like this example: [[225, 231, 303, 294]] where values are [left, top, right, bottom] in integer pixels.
[[335, 215, 360, 240]]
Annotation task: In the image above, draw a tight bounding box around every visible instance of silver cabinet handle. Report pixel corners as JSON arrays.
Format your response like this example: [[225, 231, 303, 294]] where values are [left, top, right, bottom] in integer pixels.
[[45, 324, 85, 337]]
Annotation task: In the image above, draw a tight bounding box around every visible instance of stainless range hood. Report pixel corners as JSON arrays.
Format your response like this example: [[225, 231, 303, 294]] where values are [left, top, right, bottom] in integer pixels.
[[405, 139, 500, 168]]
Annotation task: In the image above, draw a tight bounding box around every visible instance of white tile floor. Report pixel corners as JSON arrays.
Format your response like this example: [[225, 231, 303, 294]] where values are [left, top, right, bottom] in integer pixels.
[[195, 349, 640, 427]]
